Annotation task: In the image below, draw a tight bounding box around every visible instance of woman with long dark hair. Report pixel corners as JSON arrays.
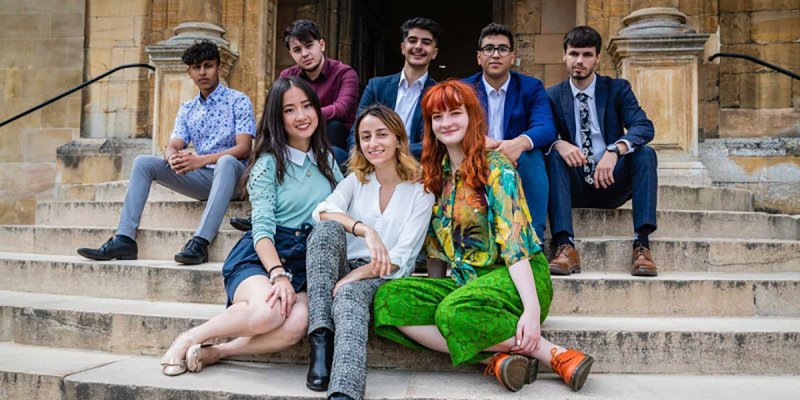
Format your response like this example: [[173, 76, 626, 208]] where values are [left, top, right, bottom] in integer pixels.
[[159, 76, 342, 376], [303, 105, 434, 400], [372, 80, 594, 392]]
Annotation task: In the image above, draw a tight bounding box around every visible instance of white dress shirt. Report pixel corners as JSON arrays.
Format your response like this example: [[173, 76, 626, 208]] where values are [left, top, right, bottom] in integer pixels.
[[312, 173, 435, 279], [566, 75, 634, 158], [481, 75, 534, 149], [394, 70, 428, 134], [482, 75, 510, 141]]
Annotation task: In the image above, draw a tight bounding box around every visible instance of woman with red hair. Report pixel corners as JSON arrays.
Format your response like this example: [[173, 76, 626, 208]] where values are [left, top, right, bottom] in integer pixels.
[[373, 80, 593, 392]]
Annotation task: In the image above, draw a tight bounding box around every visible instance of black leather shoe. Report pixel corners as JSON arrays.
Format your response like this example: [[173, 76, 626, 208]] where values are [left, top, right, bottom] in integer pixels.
[[230, 217, 251, 232], [174, 237, 209, 265], [328, 393, 354, 400], [77, 236, 137, 261], [306, 328, 334, 391]]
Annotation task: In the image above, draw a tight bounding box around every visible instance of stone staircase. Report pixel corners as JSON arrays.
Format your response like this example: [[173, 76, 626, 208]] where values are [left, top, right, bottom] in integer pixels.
[[1, 182, 799, 399]]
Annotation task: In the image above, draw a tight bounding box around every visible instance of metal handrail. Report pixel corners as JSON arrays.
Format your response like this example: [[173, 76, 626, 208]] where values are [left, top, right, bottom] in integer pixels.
[[709, 52, 799, 80], [0, 63, 155, 129]]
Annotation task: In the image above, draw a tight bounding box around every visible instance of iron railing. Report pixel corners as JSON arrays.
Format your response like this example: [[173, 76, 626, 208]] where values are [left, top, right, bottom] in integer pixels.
[[0, 63, 155, 129], [709, 53, 799, 80]]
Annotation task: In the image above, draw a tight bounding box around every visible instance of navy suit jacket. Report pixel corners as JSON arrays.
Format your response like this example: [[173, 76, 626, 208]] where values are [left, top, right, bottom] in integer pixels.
[[546, 75, 654, 149], [462, 71, 556, 150], [348, 72, 437, 158]]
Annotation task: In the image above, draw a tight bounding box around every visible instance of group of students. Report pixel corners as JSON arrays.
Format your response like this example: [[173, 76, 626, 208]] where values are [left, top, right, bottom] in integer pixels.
[[75, 16, 662, 400]]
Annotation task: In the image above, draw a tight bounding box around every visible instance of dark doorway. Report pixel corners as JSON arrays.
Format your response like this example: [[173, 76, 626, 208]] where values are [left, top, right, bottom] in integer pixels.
[[351, 0, 493, 85]]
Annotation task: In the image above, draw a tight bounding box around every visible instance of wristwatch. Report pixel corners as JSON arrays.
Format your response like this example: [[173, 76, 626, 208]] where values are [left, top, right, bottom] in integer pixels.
[[606, 143, 621, 156]]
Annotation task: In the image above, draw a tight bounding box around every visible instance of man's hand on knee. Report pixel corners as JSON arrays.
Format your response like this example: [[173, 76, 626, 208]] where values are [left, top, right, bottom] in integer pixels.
[[554, 141, 587, 167]]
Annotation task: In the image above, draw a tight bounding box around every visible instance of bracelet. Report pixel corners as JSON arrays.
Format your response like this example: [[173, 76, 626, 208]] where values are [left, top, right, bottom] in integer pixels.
[[267, 265, 284, 276], [269, 270, 293, 285], [351, 220, 362, 235]]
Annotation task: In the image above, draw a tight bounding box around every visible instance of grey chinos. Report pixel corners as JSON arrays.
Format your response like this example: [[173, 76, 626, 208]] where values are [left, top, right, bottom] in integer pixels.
[[306, 220, 384, 400], [116, 154, 244, 242]]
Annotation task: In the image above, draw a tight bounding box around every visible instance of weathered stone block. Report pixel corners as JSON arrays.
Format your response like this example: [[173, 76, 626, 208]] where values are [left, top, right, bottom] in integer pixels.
[[719, 108, 800, 137], [720, 12, 750, 45], [0, 198, 36, 225], [0, 372, 65, 400], [13, 307, 113, 351], [761, 43, 800, 72], [738, 72, 793, 109], [719, 44, 764, 74], [533, 34, 564, 64], [700, 100, 720, 139], [86, 16, 136, 48], [25, 128, 74, 163], [33, 38, 83, 69], [720, 0, 800, 13], [0, 131, 24, 162], [19, 69, 82, 100], [0, 14, 50, 40], [87, 0, 122, 18], [51, 12, 85, 38], [0, 162, 56, 198], [679, 0, 719, 16], [541, 0, 575, 34], [609, 0, 633, 16], [750, 11, 800, 43], [0, 39, 33, 69], [544, 63, 568, 88]]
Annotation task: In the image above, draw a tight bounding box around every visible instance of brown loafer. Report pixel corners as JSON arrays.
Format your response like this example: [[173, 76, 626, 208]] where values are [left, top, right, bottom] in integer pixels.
[[631, 244, 658, 276], [549, 244, 581, 275]]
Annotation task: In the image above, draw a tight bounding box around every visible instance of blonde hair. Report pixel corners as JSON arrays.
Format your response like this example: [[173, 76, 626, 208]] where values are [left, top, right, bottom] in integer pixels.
[[348, 104, 420, 183]]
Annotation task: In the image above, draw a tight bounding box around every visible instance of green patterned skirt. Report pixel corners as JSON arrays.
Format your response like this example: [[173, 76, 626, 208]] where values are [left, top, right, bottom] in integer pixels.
[[373, 252, 553, 366]]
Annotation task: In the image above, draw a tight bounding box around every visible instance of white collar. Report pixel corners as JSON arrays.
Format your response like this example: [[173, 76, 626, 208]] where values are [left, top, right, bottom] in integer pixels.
[[286, 146, 317, 167], [399, 70, 428, 88], [569, 74, 597, 100], [482, 74, 510, 95]]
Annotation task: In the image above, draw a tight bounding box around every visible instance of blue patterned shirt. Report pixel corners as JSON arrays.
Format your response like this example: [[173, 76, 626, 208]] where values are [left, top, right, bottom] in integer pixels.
[[170, 84, 256, 166]]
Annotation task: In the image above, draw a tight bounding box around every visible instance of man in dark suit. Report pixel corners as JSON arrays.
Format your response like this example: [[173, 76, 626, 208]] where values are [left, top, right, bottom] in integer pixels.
[[462, 23, 556, 242], [348, 17, 440, 159], [546, 26, 658, 277]]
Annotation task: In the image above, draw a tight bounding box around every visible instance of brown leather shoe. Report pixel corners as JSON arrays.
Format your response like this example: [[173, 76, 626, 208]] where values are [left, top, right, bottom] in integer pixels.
[[550, 348, 594, 392], [631, 244, 658, 276], [549, 244, 581, 275]]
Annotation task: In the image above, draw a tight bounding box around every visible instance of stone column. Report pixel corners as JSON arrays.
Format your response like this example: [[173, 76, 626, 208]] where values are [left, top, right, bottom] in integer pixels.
[[608, 7, 710, 185], [145, 0, 238, 154]]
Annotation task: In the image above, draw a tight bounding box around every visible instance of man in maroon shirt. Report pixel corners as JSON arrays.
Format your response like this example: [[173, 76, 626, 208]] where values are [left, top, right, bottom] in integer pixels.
[[280, 19, 359, 162]]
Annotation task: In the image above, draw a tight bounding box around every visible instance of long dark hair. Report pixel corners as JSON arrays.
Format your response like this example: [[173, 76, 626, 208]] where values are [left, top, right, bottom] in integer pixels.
[[240, 76, 338, 198]]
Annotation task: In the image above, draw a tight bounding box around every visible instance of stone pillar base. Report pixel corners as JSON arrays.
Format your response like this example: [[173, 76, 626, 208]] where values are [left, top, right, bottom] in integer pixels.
[[657, 161, 712, 186]]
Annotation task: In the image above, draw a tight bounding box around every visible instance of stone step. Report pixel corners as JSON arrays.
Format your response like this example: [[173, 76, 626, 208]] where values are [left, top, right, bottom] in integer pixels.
[[56, 181, 755, 210], [1, 252, 797, 317], [1, 290, 798, 374], [2, 225, 799, 271], [3, 343, 799, 400], [34, 200, 796, 240]]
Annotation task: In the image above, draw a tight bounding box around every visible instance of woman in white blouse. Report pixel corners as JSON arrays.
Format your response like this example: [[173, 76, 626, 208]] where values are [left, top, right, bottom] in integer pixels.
[[303, 105, 435, 400]]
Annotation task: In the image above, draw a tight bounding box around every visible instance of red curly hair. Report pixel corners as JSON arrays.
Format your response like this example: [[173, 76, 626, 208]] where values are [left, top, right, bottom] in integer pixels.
[[420, 80, 488, 196]]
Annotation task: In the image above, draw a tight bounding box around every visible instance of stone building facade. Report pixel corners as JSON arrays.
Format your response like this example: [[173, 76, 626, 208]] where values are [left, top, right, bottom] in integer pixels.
[[0, 0, 798, 224]]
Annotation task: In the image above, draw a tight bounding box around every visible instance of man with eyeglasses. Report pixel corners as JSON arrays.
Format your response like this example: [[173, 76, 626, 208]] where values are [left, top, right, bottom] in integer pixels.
[[462, 23, 556, 242]]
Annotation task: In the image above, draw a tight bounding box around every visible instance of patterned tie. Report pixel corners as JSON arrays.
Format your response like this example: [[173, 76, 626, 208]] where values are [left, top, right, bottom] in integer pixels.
[[576, 92, 596, 185]]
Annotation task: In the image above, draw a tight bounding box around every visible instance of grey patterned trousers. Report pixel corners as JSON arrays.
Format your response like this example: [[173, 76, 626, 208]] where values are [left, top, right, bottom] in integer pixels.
[[307, 220, 384, 400]]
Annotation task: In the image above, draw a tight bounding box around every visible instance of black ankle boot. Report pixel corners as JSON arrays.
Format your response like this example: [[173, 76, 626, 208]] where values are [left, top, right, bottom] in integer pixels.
[[229, 217, 252, 232], [77, 235, 138, 261], [174, 236, 209, 265], [306, 328, 334, 391]]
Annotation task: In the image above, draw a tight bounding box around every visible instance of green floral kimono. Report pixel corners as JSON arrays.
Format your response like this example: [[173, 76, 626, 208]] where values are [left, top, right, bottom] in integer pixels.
[[373, 151, 553, 366]]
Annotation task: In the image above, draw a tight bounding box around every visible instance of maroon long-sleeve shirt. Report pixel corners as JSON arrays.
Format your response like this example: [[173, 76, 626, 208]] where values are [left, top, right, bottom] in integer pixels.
[[280, 58, 359, 130]]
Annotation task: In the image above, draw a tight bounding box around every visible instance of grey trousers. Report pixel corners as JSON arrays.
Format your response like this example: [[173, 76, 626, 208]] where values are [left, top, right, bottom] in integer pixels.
[[117, 154, 244, 242], [307, 220, 385, 400]]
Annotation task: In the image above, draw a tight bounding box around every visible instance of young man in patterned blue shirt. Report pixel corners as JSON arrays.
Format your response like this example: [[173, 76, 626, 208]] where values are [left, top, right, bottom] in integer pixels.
[[78, 40, 256, 265]]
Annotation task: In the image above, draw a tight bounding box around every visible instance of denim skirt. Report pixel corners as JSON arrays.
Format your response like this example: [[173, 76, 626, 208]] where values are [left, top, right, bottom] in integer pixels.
[[221, 224, 311, 307]]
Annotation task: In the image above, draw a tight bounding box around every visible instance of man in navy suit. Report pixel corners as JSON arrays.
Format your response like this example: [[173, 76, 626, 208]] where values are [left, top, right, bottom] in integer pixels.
[[462, 23, 556, 242], [348, 17, 440, 159], [546, 26, 658, 277]]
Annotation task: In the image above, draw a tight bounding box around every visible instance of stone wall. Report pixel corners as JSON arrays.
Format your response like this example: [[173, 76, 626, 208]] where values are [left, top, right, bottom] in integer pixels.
[[718, 0, 800, 138], [0, 0, 85, 224], [83, 0, 152, 139]]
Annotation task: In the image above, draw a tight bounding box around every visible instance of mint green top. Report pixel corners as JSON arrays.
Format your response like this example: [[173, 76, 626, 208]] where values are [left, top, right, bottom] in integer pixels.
[[248, 151, 343, 246]]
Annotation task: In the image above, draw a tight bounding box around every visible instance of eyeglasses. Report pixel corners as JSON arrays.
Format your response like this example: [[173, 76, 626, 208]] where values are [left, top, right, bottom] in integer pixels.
[[479, 45, 512, 57]]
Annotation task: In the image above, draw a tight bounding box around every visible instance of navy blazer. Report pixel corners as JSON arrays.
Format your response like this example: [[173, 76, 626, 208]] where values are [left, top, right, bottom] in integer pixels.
[[546, 75, 654, 149], [348, 72, 437, 157], [462, 71, 556, 150]]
